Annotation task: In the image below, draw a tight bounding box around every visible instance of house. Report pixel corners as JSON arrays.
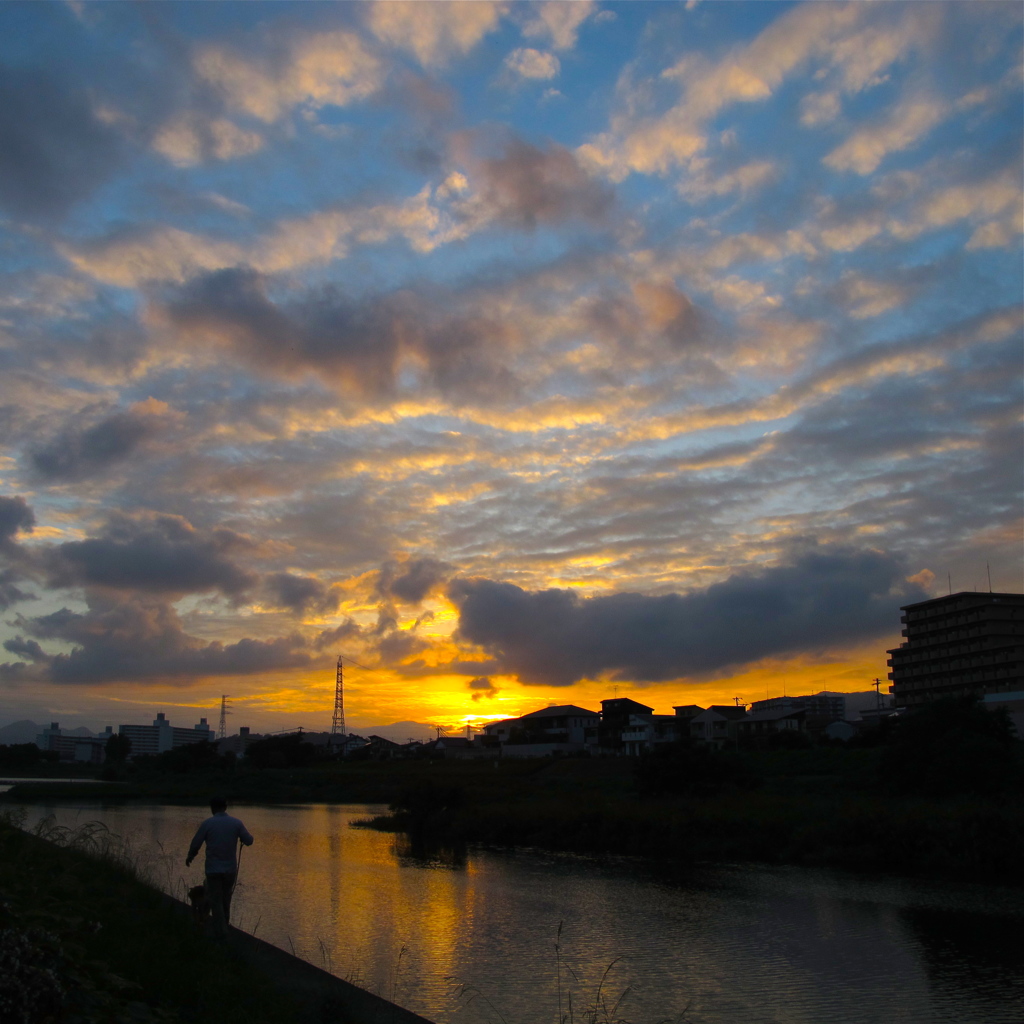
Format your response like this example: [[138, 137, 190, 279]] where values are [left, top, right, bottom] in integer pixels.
[[690, 706, 748, 749], [482, 704, 600, 758], [736, 707, 806, 744], [598, 698, 654, 754], [824, 720, 858, 742], [621, 713, 688, 756], [364, 735, 404, 758]]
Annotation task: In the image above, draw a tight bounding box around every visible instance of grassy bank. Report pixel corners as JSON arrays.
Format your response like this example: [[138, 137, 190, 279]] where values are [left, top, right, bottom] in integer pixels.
[[6, 744, 1023, 880], [0, 811, 302, 1024]]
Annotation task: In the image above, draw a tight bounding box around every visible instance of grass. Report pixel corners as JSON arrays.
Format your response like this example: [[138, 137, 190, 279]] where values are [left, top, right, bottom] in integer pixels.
[[7, 748, 1024, 879], [450, 921, 691, 1024], [0, 809, 306, 1024]]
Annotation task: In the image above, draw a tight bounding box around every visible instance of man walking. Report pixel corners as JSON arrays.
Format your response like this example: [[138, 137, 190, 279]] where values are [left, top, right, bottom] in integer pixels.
[[186, 796, 254, 938]]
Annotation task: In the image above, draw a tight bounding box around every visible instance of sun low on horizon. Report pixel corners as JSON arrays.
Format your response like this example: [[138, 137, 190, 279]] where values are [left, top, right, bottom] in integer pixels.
[[0, 1, 1020, 738]]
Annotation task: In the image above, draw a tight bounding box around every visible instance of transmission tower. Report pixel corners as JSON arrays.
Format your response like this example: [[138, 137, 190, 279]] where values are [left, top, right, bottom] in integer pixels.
[[218, 695, 231, 740], [331, 656, 346, 740]]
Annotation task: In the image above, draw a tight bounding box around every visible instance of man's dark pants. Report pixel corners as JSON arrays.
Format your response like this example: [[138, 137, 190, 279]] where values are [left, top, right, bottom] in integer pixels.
[[205, 871, 236, 938]]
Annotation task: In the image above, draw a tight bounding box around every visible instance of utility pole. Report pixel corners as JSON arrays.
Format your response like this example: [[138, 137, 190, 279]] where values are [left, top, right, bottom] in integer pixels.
[[331, 656, 346, 741], [873, 678, 883, 713], [218, 695, 231, 741]]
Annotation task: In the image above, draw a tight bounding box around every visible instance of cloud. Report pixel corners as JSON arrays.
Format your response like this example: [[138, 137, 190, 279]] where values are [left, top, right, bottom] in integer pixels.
[[0, 570, 36, 612], [367, 1, 506, 67], [453, 135, 614, 229], [45, 512, 257, 598], [521, 1, 595, 51], [468, 675, 499, 701], [152, 114, 263, 167], [449, 546, 928, 686], [0, 496, 35, 550], [505, 48, 560, 81], [263, 572, 339, 615], [0, 591, 317, 686], [194, 30, 383, 123], [824, 95, 948, 175], [27, 399, 173, 482], [377, 558, 452, 604], [61, 186, 464, 287], [832, 272, 912, 319], [0, 66, 123, 219], [155, 266, 527, 401], [580, 2, 936, 181]]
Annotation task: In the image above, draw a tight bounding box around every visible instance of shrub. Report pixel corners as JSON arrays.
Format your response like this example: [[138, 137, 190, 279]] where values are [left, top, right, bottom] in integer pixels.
[[879, 697, 1022, 797], [633, 740, 760, 797]]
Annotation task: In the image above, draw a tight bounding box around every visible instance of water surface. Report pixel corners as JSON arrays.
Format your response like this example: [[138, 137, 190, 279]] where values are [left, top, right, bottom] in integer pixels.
[[15, 801, 1024, 1024]]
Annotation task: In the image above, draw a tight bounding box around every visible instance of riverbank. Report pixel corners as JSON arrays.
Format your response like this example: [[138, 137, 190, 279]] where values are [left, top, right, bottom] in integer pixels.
[[0, 811, 434, 1024], [5, 749, 1022, 880]]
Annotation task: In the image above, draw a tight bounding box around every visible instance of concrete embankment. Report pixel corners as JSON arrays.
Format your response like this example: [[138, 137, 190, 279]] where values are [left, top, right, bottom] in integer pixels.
[[161, 892, 436, 1024]]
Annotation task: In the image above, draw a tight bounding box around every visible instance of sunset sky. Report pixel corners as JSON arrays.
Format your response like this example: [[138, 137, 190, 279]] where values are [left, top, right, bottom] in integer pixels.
[[0, 1, 1021, 738]]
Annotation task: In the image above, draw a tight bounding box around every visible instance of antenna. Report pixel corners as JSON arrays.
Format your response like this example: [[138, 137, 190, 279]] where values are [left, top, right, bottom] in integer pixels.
[[948, 573, 952, 595], [987, 563, 993, 593], [218, 695, 231, 740], [331, 656, 346, 740]]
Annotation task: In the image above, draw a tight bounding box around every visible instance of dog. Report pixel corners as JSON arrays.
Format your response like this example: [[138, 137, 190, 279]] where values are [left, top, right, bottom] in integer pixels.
[[188, 883, 211, 925]]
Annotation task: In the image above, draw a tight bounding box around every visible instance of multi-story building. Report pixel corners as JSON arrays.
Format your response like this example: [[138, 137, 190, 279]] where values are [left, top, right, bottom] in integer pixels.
[[749, 693, 846, 720], [118, 712, 214, 757], [887, 592, 1024, 707], [36, 723, 113, 764], [597, 698, 654, 753]]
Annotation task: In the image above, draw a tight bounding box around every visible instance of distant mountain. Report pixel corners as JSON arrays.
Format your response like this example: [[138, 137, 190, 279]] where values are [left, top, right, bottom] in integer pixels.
[[0, 720, 41, 744]]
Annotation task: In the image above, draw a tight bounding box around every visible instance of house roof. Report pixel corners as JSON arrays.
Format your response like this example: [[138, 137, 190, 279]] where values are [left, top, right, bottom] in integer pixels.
[[706, 705, 750, 720], [521, 704, 599, 719], [600, 698, 654, 714], [743, 708, 806, 722]]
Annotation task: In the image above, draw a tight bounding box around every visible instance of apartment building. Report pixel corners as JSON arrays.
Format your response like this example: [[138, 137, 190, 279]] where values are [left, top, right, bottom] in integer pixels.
[[887, 592, 1024, 708], [118, 712, 214, 757]]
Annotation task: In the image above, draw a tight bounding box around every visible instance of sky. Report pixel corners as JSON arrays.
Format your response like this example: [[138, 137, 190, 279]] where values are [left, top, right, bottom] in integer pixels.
[[0, 1, 1020, 739]]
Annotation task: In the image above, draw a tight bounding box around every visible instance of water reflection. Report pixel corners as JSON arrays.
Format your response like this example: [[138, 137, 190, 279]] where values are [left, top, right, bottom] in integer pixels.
[[14, 802, 1024, 1024], [391, 829, 468, 870]]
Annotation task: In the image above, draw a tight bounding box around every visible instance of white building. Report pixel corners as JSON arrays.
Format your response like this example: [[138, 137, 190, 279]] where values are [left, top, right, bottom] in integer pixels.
[[749, 693, 846, 719], [119, 713, 214, 757], [36, 722, 113, 764]]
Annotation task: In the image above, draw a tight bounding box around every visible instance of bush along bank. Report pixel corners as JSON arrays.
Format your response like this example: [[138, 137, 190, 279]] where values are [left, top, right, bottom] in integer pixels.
[[370, 704, 1024, 880], [0, 811, 300, 1024]]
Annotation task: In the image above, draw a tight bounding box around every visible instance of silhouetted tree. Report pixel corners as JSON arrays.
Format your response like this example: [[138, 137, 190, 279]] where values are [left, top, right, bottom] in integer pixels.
[[244, 733, 317, 769], [0, 743, 57, 770], [104, 732, 132, 763], [880, 696, 1021, 797]]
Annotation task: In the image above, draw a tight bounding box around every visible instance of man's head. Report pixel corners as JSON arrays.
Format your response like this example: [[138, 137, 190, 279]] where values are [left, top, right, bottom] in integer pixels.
[[210, 796, 228, 814]]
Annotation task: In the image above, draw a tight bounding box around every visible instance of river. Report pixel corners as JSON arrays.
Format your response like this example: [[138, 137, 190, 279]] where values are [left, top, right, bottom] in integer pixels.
[[12, 801, 1024, 1024]]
